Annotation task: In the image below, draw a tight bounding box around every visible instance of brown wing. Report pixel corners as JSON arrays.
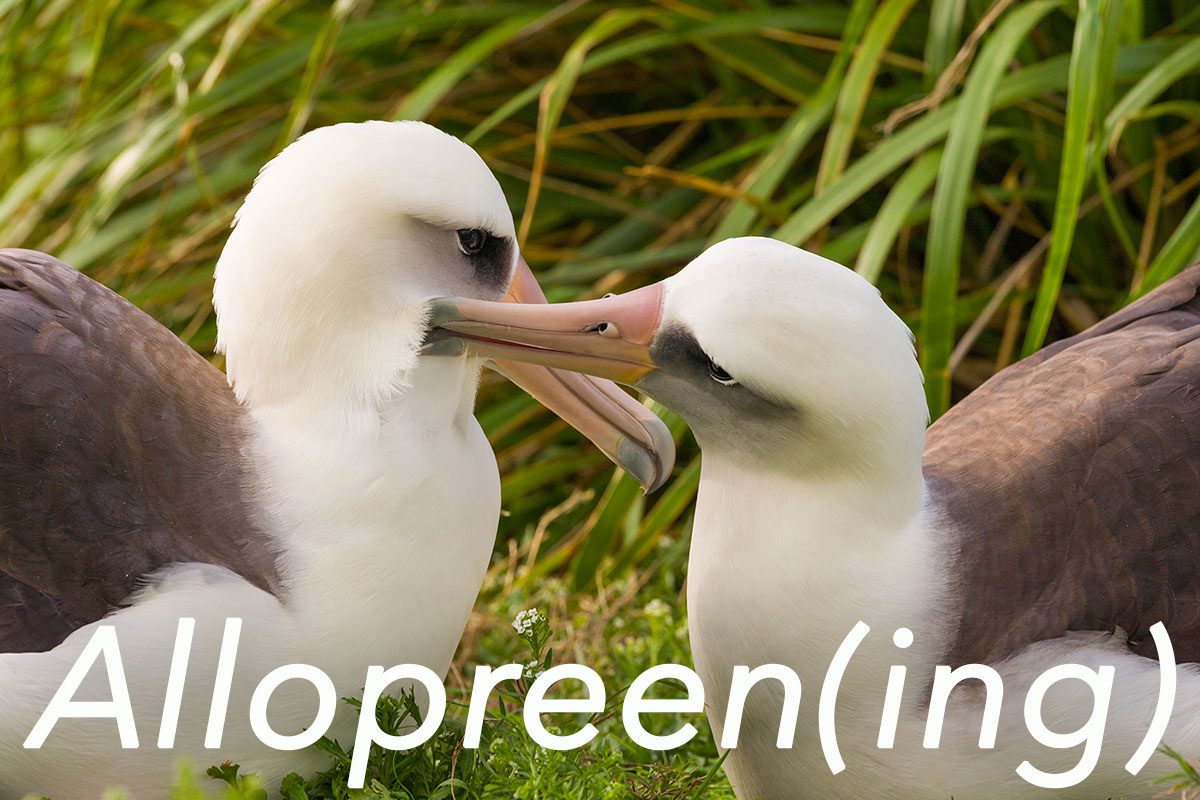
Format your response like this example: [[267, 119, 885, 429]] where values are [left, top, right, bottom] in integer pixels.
[[0, 573, 78, 652], [926, 264, 1200, 667], [0, 248, 279, 653]]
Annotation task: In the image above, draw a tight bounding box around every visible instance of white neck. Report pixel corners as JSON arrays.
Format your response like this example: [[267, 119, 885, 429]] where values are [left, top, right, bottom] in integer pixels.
[[244, 356, 501, 687], [685, 444, 953, 774], [688, 449, 940, 664]]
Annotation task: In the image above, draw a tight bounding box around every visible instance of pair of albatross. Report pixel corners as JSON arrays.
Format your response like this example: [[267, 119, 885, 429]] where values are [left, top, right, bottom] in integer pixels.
[[0, 121, 673, 798], [427, 236, 1200, 799], [4, 117, 1199, 800]]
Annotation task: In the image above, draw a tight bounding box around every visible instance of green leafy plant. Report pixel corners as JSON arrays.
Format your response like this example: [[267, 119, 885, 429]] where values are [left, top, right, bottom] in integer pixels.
[[1155, 745, 1200, 799], [236, 602, 731, 799]]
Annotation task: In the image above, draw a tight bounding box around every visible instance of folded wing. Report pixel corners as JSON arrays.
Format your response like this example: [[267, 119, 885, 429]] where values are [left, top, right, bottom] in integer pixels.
[[926, 265, 1200, 666], [0, 249, 279, 652]]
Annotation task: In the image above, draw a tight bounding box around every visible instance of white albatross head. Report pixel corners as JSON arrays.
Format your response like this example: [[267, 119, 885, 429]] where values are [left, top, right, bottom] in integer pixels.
[[212, 120, 673, 490], [424, 236, 927, 479], [214, 120, 517, 409]]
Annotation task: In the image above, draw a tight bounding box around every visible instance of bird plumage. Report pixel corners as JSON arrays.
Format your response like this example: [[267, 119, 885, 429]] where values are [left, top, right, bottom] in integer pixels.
[[928, 265, 1200, 667], [0, 249, 277, 653], [421, 237, 1200, 799], [0, 120, 678, 798]]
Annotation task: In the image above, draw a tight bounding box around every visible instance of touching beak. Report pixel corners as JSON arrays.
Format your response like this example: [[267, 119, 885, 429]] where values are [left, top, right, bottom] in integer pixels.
[[426, 278, 664, 387], [437, 258, 673, 493]]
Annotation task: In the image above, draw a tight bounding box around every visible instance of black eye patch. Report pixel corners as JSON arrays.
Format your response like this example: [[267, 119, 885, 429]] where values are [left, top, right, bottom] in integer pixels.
[[648, 325, 792, 416], [456, 229, 513, 292], [651, 326, 723, 380]]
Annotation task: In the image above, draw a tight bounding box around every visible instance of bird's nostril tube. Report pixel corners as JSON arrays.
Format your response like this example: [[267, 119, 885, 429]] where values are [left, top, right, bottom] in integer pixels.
[[585, 321, 621, 338]]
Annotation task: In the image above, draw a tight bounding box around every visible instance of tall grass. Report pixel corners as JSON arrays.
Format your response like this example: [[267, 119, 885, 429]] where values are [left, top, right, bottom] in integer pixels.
[[3, 0, 1200, 679]]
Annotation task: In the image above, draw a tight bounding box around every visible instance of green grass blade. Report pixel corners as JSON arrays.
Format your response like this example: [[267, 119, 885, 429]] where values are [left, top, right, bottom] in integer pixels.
[[815, 0, 920, 195], [389, 13, 541, 121], [1100, 37, 1200, 154], [1022, 0, 1111, 356], [921, 0, 1061, 417], [712, 0, 874, 241], [773, 39, 1183, 248], [692, 36, 817, 103], [606, 455, 700, 581], [1137, 192, 1200, 297], [273, 0, 360, 153], [855, 149, 941, 283], [518, 8, 649, 244], [924, 0, 966, 88], [465, 7, 850, 144], [570, 470, 643, 592]]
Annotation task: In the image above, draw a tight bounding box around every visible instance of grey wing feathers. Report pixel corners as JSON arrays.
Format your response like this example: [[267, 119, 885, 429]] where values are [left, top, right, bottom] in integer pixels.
[[926, 264, 1200, 667], [0, 248, 279, 652]]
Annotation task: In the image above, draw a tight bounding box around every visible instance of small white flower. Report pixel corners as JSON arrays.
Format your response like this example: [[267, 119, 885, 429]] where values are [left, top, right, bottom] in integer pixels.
[[645, 599, 670, 619], [512, 608, 545, 635]]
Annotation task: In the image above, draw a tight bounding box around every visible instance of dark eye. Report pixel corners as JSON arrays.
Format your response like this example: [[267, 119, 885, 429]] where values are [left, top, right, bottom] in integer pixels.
[[707, 360, 738, 386], [457, 228, 489, 256]]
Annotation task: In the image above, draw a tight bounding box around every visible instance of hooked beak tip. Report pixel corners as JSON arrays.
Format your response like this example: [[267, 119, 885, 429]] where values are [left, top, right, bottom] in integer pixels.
[[619, 418, 675, 493]]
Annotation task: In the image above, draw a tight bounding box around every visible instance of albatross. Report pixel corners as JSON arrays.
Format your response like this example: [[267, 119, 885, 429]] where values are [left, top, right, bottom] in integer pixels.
[[425, 235, 1200, 799], [0, 120, 672, 798]]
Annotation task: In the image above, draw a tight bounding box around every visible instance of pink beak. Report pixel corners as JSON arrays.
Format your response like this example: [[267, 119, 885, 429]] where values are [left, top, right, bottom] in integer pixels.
[[454, 259, 673, 493]]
